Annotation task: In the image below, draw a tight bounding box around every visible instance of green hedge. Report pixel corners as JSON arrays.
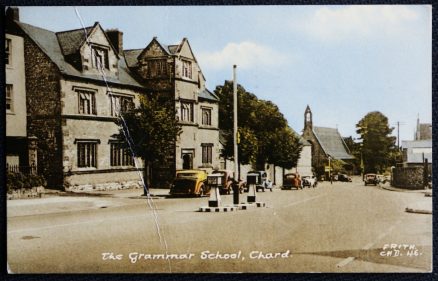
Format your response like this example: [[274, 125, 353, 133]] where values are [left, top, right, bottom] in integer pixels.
[[7, 172, 47, 193]]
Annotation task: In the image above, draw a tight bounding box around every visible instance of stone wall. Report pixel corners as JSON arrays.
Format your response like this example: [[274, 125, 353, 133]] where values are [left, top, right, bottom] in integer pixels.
[[7, 186, 45, 200], [23, 34, 64, 189], [392, 165, 431, 189]]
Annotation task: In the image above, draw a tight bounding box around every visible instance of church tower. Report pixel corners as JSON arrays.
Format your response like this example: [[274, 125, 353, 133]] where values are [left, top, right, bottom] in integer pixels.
[[304, 105, 313, 131]]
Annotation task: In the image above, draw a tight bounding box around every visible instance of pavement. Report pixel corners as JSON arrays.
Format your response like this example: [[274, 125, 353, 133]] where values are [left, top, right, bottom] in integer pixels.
[[7, 188, 170, 217], [379, 184, 432, 215]]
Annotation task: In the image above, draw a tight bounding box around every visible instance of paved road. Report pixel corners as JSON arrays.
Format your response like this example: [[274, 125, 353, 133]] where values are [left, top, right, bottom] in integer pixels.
[[7, 178, 432, 273]]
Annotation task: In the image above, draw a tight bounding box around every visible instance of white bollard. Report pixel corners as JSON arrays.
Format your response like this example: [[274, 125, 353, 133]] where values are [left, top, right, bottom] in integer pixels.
[[208, 185, 221, 207], [208, 175, 222, 207], [247, 184, 256, 203]]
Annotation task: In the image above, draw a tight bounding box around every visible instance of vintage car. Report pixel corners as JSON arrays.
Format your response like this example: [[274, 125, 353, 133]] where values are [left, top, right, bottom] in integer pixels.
[[282, 173, 302, 190], [364, 173, 379, 186], [208, 170, 247, 194], [302, 175, 318, 187], [247, 171, 273, 192], [169, 170, 209, 197], [338, 173, 352, 182]]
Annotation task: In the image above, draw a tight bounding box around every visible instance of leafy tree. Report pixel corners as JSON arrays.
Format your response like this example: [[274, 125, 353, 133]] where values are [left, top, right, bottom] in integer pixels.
[[269, 127, 303, 169], [215, 81, 301, 171], [115, 95, 182, 190], [356, 111, 396, 173], [330, 159, 345, 174], [343, 136, 362, 174]]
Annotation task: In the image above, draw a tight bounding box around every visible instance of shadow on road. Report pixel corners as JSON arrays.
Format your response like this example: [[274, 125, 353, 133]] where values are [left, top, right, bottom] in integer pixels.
[[294, 245, 431, 271]]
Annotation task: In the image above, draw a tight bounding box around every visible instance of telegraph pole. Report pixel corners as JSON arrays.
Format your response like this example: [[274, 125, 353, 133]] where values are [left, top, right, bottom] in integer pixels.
[[233, 65, 239, 203], [233, 65, 238, 180]]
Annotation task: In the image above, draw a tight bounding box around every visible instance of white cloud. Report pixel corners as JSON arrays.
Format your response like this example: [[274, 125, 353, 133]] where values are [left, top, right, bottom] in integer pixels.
[[294, 5, 419, 42], [197, 41, 287, 70]]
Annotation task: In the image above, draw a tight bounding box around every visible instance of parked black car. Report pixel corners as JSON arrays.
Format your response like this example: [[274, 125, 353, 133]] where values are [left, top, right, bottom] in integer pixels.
[[338, 174, 352, 182]]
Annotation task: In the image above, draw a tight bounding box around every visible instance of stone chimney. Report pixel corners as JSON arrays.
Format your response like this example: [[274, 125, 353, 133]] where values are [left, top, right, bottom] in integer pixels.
[[6, 7, 20, 21], [106, 29, 123, 56]]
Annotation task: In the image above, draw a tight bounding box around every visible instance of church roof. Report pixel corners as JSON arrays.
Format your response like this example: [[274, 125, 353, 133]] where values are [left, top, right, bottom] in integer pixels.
[[313, 127, 354, 160]]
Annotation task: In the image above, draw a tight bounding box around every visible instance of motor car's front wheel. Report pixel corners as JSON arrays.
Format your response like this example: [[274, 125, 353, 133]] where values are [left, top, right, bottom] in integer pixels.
[[198, 184, 205, 197]]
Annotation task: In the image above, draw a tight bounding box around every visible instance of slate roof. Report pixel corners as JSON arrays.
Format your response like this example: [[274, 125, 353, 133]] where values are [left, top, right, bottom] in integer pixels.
[[56, 26, 93, 56], [402, 140, 432, 163], [198, 88, 219, 102], [16, 21, 143, 88], [313, 127, 354, 160], [123, 49, 143, 68]]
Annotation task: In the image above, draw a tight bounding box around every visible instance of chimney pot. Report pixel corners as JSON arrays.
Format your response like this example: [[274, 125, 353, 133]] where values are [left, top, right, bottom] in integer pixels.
[[106, 29, 124, 56], [6, 7, 20, 21]]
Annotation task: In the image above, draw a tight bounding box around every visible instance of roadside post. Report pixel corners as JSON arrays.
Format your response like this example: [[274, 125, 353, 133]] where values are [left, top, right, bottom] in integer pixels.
[[247, 172, 258, 203], [208, 174, 222, 207], [232, 179, 239, 205], [199, 174, 237, 212]]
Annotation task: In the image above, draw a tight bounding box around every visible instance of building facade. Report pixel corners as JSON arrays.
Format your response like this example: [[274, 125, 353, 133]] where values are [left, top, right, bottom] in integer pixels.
[[7, 10, 144, 190], [6, 7, 221, 190], [125, 37, 220, 186], [5, 8, 38, 174]]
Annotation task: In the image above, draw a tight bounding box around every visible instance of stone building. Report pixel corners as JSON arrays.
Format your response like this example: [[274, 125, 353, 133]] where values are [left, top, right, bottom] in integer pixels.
[[414, 117, 432, 141], [7, 9, 144, 190], [124, 37, 220, 186], [5, 8, 38, 173], [302, 105, 354, 177]]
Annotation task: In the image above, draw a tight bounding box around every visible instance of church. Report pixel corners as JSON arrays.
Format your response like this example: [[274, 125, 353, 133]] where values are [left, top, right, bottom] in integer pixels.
[[302, 106, 354, 178]]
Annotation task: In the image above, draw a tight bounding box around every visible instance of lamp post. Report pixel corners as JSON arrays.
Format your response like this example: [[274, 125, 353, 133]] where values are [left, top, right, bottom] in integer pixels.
[[360, 143, 364, 180], [233, 65, 239, 205], [328, 156, 332, 184]]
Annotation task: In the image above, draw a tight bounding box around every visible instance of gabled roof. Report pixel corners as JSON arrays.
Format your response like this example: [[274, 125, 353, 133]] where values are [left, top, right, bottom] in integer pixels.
[[124, 49, 143, 68], [56, 26, 94, 56], [198, 88, 219, 102], [16, 21, 143, 88], [313, 127, 354, 160]]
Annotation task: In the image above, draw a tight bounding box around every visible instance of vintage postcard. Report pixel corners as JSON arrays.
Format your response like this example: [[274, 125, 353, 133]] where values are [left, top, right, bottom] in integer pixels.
[[5, 5, 433, 273]]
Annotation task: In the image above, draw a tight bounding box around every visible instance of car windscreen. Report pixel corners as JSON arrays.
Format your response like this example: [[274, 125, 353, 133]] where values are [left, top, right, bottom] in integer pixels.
[[177, 173, 199, 178]]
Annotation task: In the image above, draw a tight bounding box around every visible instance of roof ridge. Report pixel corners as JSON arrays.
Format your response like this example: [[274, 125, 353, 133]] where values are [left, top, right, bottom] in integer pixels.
[[55, 25, 94, 35]]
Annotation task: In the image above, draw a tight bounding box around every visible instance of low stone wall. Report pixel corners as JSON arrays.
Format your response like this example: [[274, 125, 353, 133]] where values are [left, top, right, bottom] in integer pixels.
[[392, 166, 429, 190], [7, 186, 45, 200], [65, 180, 142, 192]]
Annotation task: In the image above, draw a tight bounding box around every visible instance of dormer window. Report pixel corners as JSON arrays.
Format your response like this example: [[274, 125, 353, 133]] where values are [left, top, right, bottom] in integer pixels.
[[91, 46, 109, 70], [182, 60, 192, 79], [146, 59, 167, 78]]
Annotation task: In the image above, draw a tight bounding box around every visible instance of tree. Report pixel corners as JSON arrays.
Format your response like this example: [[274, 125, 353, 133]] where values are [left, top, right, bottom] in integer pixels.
[[269, 127, 303, 170], [343, 136, 362, 174], [115, 95, 182, 190], [215, 81, 301, 171], [356, 111, 396, 173]]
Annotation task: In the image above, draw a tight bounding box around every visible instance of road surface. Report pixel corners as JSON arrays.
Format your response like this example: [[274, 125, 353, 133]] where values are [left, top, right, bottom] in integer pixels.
[[7, 178, 432, 273]]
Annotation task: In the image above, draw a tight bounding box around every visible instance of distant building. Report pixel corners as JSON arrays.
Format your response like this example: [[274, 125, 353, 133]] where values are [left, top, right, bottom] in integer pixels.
[[302, 105, 354, 177], [414, 118, 432, 141], [402, 140, 432, 166], [124, 37, 220, 186]]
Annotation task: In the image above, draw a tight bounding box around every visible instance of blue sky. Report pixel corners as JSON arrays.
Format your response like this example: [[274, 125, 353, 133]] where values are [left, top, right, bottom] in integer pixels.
[[18, 5, 432, 143]]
